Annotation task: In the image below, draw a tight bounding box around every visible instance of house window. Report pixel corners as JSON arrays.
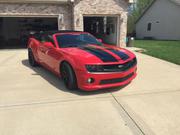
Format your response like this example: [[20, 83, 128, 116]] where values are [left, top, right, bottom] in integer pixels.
[[147, 23, 152, 31]]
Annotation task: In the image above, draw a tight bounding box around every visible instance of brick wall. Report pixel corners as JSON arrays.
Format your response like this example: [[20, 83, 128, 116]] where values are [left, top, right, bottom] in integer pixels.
[[0, 3, 72, 30], [0, 0, 128, 47]]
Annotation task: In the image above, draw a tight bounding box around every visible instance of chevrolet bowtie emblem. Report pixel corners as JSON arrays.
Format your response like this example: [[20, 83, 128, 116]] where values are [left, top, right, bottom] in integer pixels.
[[118, 65, 123, 68]]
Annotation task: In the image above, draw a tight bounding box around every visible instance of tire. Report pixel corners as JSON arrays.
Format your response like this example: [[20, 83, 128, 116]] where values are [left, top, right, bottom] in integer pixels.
[[61, 62, 77, 90], [28, 49, 38, 67]]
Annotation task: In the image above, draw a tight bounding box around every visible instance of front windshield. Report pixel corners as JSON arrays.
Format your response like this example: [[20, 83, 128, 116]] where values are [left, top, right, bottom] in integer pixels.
[[56, 33, 102, 48]]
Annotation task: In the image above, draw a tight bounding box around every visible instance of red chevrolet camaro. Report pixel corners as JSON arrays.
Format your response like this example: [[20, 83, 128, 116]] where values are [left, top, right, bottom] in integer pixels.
[[28, 31, 137, 91]]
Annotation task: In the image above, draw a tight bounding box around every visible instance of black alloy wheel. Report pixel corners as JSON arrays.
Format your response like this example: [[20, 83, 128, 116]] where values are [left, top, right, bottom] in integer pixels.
[[61, 62, 77, 90]]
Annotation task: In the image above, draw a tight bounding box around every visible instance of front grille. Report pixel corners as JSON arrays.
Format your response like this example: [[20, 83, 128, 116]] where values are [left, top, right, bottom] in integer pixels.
[[100, 73, 134, 85], [101, 57, 137, 72]]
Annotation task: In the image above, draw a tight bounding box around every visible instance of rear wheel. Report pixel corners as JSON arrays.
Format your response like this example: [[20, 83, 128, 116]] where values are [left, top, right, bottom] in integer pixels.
[[61, 62, 77, 90], [28, 49, 38, 67]]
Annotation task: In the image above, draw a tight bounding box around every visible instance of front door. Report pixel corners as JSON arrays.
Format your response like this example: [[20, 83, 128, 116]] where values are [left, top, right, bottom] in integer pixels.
[[39, 34, 61, 73]]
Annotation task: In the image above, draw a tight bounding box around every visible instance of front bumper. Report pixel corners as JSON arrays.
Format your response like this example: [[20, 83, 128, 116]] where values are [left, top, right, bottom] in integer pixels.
[[76, 65, 137, 91]]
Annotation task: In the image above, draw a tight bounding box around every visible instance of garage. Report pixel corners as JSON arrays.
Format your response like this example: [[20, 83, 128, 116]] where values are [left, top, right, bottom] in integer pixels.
[[0, 17, 58, 49], [84, 16, 119, 45], [0, 0, 128, 48]]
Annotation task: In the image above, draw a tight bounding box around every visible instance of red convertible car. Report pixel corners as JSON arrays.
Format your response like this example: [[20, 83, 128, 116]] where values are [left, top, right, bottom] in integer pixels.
[[28, 31, 137, 91]]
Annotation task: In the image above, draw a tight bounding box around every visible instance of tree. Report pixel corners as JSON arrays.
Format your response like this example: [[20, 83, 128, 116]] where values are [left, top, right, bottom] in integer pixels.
[[127, 0, 154, 34]]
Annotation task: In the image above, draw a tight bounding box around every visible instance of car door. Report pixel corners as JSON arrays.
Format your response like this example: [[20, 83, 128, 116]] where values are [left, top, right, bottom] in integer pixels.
[[41, 35, 61, 73], [38, 35, 53, 69], [45, 46, 62, 74], [36, 34, 47, 65]]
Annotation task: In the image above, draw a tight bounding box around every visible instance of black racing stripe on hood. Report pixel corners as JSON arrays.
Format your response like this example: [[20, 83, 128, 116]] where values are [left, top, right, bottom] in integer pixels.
[[107, 48, 130, 60], [79, 46, 118, 62]]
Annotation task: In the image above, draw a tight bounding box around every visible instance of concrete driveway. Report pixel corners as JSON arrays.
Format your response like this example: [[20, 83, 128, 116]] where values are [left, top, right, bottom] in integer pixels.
[[0, 49, 180, 135]]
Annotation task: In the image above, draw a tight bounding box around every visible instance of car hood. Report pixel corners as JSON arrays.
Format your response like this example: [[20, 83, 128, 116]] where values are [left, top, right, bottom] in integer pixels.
[[59, 45, 135, 64]]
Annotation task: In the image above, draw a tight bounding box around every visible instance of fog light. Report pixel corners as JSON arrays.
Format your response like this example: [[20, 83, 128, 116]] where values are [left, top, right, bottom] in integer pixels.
[[87, 78, 95, 83]]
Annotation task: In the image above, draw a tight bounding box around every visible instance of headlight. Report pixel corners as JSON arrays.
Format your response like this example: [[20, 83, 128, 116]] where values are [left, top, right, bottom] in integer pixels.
[[86, 65, 104, 72]]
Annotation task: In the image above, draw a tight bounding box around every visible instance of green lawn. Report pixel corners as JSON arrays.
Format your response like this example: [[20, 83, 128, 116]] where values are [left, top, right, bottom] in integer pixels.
[[134, 40, 180, 65]]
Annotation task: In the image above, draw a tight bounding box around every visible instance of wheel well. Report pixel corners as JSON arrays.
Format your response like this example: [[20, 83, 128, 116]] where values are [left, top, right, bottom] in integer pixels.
[[60, 61, 77, 78], [60, 61, 78, 90], [28, 48, 34, 54], [60, 61, 72, 72]]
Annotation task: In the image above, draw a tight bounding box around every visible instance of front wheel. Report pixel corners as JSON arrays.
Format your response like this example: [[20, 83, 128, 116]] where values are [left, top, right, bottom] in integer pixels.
[[61, 62, 77, 90]]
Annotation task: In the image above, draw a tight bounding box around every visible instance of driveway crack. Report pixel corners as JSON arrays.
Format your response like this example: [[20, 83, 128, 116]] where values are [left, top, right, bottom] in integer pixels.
[[111, 93, 146, 135]]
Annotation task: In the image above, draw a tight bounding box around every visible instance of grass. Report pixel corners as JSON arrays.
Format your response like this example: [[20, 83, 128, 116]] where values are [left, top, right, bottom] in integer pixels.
[[134, 40, 180, 65]]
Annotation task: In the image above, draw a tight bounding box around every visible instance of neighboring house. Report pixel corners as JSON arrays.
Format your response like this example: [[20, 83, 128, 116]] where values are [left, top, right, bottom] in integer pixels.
[[0, 0, 131, 49], [136, 0, 180, 40]]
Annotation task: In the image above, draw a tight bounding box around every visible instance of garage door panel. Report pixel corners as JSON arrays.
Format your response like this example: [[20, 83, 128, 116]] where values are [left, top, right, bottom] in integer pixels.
[[0, 17, 58, 49]]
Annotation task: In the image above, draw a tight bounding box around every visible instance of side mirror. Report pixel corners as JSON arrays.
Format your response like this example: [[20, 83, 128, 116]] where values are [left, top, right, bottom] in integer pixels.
[[98, 39, 103, 43], [44, 42, 54, 49], [29, 31, 36, 38]]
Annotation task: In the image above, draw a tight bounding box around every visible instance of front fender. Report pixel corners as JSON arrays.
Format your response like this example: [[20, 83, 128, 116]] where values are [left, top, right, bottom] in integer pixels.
[[60, 55, 85, 71]]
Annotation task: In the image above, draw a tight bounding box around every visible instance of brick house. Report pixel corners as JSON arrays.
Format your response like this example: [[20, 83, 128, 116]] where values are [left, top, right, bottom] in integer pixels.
[[0, 0, 129, 49]]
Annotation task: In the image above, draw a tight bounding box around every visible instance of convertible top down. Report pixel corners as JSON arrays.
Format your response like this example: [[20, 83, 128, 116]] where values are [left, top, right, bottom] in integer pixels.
[[28, 31, 137, 91]]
